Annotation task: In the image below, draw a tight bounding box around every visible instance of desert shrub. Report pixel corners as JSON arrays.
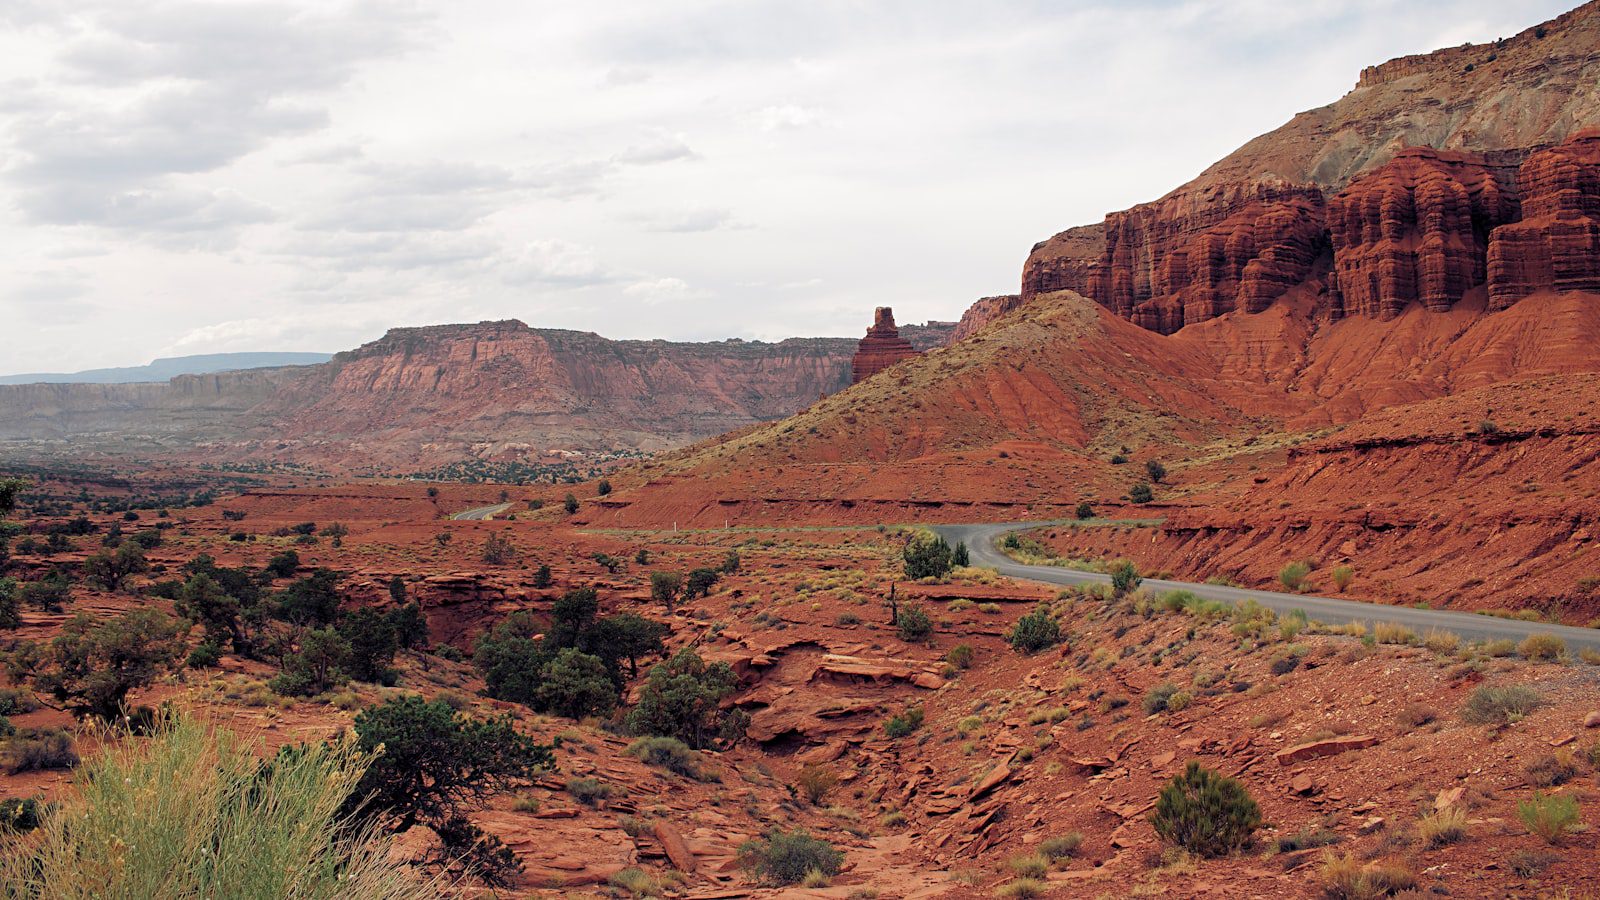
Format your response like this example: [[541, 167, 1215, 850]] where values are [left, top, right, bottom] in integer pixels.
[[336, 606, 399, 683], [274, 570, 343, 627], [0, 579, 17, 630], [1269, 654, 1301, 676], [566, 777, 614, 806], [883, 706, 924, 739], [481, 532, 517, 565], [1418, 807, 1467, 848], [626, 648, 741, 748], [1460, 684, 1540, 725], [1075, 501, 1095, 520], [836, 612, 861, 626], [563, 493, 579, 515], [0, 714, 435, 898], [796, 764, 839, 805], [650, 571, 683, 611], [902, 532, 955, 579], [1525, 751, 1579, 787], [1144, 459, 1167, 483], [1149, 761, 1261, 857], [1143, 683, 1180, 714], [609, 867, 666, 897], [82, 542, 149, 591], [270, 627, 352, 697], [1330, 565, 1354, 591], [938, 647, 973, 674], [1038, 832, 1083, 860], [995, 878, 1047, 899], [1395, 702, 1436, 729], [738, 829, 843, 885], [895, 605, 933, 641], [1128, 483, 1153, 504], [1517, 792, 1580, 844], [20, 573, 72, 612], [1318, 853, 1416, 899], [625, 736, 702, 779], [1371, 622, 1416, 645], [1165, 691, 1192, 712], [2, 728, 79, 774], [1109, 560, 1141, 596], [0, 797, 44, 834], [0, 688, 37, 716], [186, 641, 223, 669], [1421, 629, 1459, 654], [1007, 853, 1048, 878], [1278, 561, 1311, 591], [1517, 633, 1565, 661], [1007, 603, 1061, 653]]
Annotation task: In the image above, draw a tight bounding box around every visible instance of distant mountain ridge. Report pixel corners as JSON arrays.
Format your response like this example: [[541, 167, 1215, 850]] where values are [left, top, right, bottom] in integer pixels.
[[0, 352, 334, 385]]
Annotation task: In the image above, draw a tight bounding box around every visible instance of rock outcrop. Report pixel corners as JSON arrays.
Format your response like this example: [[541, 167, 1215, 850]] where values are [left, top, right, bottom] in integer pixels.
[[951, 295, 1024, 342], [850, 308, 921, 383], [1488, 128, 1600, 309], [1007, 2, 1600, 336]]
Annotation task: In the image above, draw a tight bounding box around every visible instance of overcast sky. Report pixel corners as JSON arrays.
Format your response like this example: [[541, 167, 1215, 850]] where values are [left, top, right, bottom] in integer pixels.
[[0, 0, 1574, 374]]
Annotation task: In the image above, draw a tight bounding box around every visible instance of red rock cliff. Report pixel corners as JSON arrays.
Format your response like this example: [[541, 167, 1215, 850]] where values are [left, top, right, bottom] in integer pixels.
[[1008, 2, 1600, 336], [850, 308, 921, 383]]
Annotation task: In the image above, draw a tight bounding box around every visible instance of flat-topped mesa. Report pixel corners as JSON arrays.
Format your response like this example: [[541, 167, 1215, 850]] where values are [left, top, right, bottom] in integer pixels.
[[851, 307, 921, 383]]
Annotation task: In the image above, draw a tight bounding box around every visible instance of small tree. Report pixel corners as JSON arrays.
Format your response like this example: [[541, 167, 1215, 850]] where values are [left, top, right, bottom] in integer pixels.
[[1075, 501, 1095, 520], [275, 569, 342, 626], [902, 533, 954, 579], [720, 550, 741, 574], [684, 567, 721, 600], [626, 648, 739, 748], [481, 532, 516, 566], [1007, 603, 1061, 653], [548, 586, 599, 645], [173, 573, 244, 654], [532, 564, 553, 588], [321, 522, 349, 548], [270, 627, 352, 696], [82, 542, 148, 591], [1150, 761, 1261, 857], [1145, 460, 1167, 483], [952, 542, 970, 567], [1110, 559, 1141, 597], [348, 695, 553, 884], [534, 648, 617, 719], [592, 612, 667, 677], [264, 549, 300, 579], [651, 571, 684, 611], [563, 494, 580, 515], [16, 609, 186, 718], [1129, 483, 1154, 504], [388, 601, 429, 650], [597, 479, 612, 496], [336, 606, 399, 683]]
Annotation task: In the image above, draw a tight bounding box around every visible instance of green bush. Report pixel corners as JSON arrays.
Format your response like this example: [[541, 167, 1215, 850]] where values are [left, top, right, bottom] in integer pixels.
[[625, 736, 703, 779], [1460, 684, 1541, 725], [1038, 832, 1082, 860], [1075, 501, 1095, 520], [895, 605, 933, 642], [1007, 603, 1060, 653], [1143, 683, 1180, 714], [566, 777, 614, 806], [1109, 560, 1141, 596], [946, 643, 975, 669], [2, 728, 78, 774], [534, 648, 618, 720], [0, 714, 436, 898], [738, 829, 843, 885], [1518, 792, 1581, 844], [1150, 761, 1261, 857], [883, 706, 924, 739], [902, 533, 954, 579], [1279, 561, 1311, 591], [13, 609, 185, 719], [1129, 483, 1154, 504], [625, 648, 740, 748]]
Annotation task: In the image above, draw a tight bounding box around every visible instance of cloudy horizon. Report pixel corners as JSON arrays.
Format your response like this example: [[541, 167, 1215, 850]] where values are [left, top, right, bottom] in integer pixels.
[[0, 0, 1575, 375]]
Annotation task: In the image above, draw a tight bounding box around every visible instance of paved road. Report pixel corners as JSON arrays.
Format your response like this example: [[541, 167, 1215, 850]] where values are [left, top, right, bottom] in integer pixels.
[[451, 502, 513, 521], [931, 522, 1600, 653]]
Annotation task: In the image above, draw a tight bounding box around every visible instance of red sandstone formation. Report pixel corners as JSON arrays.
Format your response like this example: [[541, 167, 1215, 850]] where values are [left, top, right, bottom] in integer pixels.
[[850, 307, 921, 383], [1006, 2, 1600, 336], [1328, 148, 1519, 319], [1488, 128, 1600, 309], [950, 294, 1023, 342]]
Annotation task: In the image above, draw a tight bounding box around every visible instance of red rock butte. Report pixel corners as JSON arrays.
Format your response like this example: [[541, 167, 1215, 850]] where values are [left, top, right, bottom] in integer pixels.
[[850, 307, 921, 383]]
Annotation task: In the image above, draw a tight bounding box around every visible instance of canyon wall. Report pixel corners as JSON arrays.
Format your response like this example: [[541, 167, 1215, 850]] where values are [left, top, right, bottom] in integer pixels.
[[0, 368, 300, 441], [1013, 3, 1600, 335]]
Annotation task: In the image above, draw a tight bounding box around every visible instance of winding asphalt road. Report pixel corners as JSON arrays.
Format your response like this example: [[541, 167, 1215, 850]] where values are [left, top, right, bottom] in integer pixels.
[[931, 522, 1600, 653], [451, 502, 513, 521]]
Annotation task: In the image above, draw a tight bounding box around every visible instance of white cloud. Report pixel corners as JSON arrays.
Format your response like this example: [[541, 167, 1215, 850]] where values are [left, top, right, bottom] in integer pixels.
[[0, 0, 1580, 373]]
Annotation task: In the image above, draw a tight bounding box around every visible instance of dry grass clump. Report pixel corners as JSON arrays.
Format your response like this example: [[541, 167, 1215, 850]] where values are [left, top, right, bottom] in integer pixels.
[[0, 713, 436, 898], [1372, 622, 1418, 646], [994, 877, 1048, 899], [1417, 807, 1467, 848], [1516, 633, 1565, 661], [1318, 852, 1416, 899]]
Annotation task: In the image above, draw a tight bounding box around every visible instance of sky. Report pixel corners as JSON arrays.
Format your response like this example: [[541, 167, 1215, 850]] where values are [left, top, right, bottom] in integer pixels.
[[0, 0, 1576, 374]]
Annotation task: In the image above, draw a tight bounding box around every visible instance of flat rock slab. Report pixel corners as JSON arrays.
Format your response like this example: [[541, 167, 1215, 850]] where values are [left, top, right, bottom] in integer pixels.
[[1274, 735, 1378, 766]]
